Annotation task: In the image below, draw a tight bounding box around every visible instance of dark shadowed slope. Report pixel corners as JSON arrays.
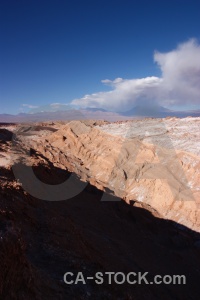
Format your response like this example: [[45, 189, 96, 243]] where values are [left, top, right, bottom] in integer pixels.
[[1, 152, 200, 299]]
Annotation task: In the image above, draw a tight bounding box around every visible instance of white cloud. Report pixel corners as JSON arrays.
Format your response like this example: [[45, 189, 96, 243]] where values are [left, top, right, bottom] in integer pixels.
[[154, 39, 200, 106], [50, 103, 69, 106], [22, 104, 39, 109], [71, 39, 200, 111], [50, 103, 61, 106]]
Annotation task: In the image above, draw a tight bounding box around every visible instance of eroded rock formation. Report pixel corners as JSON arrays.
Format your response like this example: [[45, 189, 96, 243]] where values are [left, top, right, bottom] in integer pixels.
[[12, 118, 200, 232]]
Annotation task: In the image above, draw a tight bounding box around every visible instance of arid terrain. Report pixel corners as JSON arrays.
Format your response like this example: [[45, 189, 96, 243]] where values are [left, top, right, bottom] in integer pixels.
[[0, 117, 200, 299], [10, 117, 199, 231]]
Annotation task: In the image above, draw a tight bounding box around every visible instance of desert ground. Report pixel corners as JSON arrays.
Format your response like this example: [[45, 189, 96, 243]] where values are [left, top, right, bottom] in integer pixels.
[[0, 117, 200, 299]]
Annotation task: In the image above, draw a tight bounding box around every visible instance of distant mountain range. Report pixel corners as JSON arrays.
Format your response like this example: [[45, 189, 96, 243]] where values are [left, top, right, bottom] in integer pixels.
[[28, 104, 108, 114], [120, 105, 200, 118], [0, 105, 200, 123], [122, 105, 171, 117], [84, 107, 107, 112], [28, 104, 73, 114], [0, 109, 126, 123]]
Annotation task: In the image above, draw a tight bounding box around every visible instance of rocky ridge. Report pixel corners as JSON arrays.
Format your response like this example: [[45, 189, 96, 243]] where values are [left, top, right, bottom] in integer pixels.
[[1, 119, 200, 299], [12, 117, 200, 232]]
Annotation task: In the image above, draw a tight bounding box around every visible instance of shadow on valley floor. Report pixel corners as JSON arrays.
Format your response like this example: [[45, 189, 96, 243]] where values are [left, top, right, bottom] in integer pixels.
[[0, 128, 13, 143], [0, 158, 200, 300]]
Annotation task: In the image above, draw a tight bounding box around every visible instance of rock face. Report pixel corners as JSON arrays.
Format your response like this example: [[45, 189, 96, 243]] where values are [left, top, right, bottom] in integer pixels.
[[1, 153, 200, 300], [1, 119, 200, 299], [15, 118, 200, 232]]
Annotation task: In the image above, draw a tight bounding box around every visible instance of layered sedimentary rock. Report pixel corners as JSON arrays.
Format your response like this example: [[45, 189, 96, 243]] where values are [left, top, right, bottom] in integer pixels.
[[1, 119, 200, 299], [18, 118, 199, 232]]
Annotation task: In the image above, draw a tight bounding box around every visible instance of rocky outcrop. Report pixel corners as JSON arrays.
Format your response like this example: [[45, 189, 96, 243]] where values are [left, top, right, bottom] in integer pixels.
[[22, 119, 200, 232], [1, 119, 200, 299]]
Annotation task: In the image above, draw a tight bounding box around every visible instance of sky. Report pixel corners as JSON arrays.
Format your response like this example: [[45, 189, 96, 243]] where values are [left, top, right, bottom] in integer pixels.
[[0, 0, 200, 114]]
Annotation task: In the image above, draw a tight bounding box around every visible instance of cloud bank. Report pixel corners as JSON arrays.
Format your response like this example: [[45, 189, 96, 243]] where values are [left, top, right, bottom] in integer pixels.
[[71, 39, 200, 111]]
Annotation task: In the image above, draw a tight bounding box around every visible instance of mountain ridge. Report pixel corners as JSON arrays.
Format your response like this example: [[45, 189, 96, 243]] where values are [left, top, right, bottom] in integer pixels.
[[1, 107, 200, 122]]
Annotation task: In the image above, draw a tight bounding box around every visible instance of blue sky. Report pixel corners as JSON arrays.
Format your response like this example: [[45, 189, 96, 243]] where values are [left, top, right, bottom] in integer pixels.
[[0, 0, 200, 114]]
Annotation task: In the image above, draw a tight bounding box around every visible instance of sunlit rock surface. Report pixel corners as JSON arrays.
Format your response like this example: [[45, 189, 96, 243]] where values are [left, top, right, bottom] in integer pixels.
[[7, 117, 199, 232]]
